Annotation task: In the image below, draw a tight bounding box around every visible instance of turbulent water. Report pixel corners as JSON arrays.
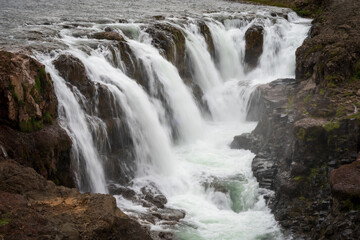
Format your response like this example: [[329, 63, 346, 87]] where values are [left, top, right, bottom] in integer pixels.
[[1, 0, 311, 239]]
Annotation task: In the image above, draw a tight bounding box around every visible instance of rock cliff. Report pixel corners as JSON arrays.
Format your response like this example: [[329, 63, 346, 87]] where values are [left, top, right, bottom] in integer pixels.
[[231, 0, 360, 238]]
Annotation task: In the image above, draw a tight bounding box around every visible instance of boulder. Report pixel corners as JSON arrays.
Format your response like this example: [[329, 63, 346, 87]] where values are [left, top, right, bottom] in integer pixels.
[[244, 25, 263, 70], [0, 160, 152, 240], [0, 51, 73, 187], [331, 160, 360, 208], [0, 51, 57, 131], [90, 31, 125, 42]]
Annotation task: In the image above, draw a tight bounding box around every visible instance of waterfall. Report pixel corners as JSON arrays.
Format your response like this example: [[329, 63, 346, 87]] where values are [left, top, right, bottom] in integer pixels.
[[37, 10, 311, 239]]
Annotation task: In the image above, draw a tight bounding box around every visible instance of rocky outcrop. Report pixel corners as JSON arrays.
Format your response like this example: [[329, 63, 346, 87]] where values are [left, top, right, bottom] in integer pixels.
[[0, 51, 73, 187], [296, 0, 360, 88], [230, 0, 360, 238], [231, 77, 360, 238], [53, 53, 135, 186], [331, 160, 360, 212], [0, 159, 152, 240], [0, 51, 57, 130], [244, 25, 263, 70]]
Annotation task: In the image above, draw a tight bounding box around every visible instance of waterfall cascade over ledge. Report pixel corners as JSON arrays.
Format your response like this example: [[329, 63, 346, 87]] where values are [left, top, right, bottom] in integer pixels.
[[33, 8, 311, 240]]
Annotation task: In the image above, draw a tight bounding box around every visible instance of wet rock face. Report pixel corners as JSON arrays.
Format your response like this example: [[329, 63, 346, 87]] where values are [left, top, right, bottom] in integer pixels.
[[244, 25, 263, 70], [0, 51, 73, 187], [295, 0, 360, 87], [0, 51, 57, 131], [0, 160, 152, 240], [90, 31, 125, 42], [231, 76, 360, 239]]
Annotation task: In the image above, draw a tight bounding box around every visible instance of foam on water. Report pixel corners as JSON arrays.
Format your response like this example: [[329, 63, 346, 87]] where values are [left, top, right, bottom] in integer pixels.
[[37, 9, 310, 240]]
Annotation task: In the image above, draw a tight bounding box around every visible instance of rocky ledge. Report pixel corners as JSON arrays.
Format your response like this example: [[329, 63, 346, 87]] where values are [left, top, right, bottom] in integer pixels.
[[0, 51, 152, 240], [0, 159, 151, 240], [231, 0, 360, 238]]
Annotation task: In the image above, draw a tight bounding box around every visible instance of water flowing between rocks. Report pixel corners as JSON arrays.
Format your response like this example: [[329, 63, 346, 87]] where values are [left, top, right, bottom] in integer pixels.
[[2, 0, 311, 238]]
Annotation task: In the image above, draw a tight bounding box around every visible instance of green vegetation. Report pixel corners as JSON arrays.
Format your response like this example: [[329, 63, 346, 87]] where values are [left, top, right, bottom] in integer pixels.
[[305, 44, 323, 58], [336, 106, 345, 118], [303, 94, 312, 103], [323, 121, 340, 132], [293, 176, 303, 181], [8, 82, 19, 102], [43, 111, 54, 124], [293, 7, 310, 17], [0, 218, 10, 226], [296, 128, 306, 140], [19, 117, 44, 132], [319, 88, 325, 95], [341, 198, 360, 211]]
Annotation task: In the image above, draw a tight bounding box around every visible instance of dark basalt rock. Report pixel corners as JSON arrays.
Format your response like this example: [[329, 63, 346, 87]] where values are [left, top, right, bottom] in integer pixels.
[[244, 25, 264, 70], [232, 74, 360, 239]]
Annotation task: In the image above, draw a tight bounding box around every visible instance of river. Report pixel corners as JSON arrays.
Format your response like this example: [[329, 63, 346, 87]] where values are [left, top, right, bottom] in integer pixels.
[[0, 0, 311, 239]]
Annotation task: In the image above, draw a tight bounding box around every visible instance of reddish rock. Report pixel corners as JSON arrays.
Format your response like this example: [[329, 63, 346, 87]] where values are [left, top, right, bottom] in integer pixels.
[[0, 160, 152, 240], [331, 160, 360, 201], [0, 51, 73, 187], [0, 51, 57, 131]]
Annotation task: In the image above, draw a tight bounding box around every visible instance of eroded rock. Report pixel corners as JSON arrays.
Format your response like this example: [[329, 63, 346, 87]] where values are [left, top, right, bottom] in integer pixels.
[[244, 25, 263, 70], [0, 160, 152, 240]]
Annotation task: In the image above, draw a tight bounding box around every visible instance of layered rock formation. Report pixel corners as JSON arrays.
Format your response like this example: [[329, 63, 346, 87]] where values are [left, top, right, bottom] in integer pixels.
[[0, 159, 151, 240], [231, 0, 360, 238], [0, 51, 73, 187], [0, 51, 152, 240]]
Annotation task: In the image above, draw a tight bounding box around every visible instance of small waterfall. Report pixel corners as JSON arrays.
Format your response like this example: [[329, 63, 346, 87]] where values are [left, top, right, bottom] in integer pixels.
[[37, 10, 311, 239], [39, 57, 108, 193]]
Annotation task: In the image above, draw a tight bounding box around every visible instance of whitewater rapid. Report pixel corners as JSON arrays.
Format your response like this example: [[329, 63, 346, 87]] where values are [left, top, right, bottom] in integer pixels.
[[36, 8, 311, 240]]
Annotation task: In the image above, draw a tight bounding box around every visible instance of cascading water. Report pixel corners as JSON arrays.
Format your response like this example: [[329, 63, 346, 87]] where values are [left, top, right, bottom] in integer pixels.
[[35, 6, 311, 240]]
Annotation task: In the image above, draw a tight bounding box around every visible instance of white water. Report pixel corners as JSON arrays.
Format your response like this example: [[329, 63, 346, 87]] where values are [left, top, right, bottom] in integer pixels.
[[37, 10, 310, 240]]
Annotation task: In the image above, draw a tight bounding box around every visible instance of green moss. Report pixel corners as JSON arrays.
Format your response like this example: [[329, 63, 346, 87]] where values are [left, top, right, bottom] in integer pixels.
[[326, 74, 340, 83], [303, 94, 312, 103], [8, 82, 19, 102], [287, 96, 294, 111], [350, 70, 360, 82], [53, 178, 60, 186], [296, 128, 306, 140], [34, 76, 41, 94], [294, 7, 310, 17], [305, 44, 323, 58], [323, 121, 340, 132], [320, 88, 325, 95], [0, 218, 10, 226], [34, 67, 47, 94], [43, 111, 54, 124], [336, 106, 345, 117], [293, 176, 303, 181], [298, 196, 306, 200], [309, 168, 319, 179], [341, 198, 358, 211], [19, 118, 44, 132]]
